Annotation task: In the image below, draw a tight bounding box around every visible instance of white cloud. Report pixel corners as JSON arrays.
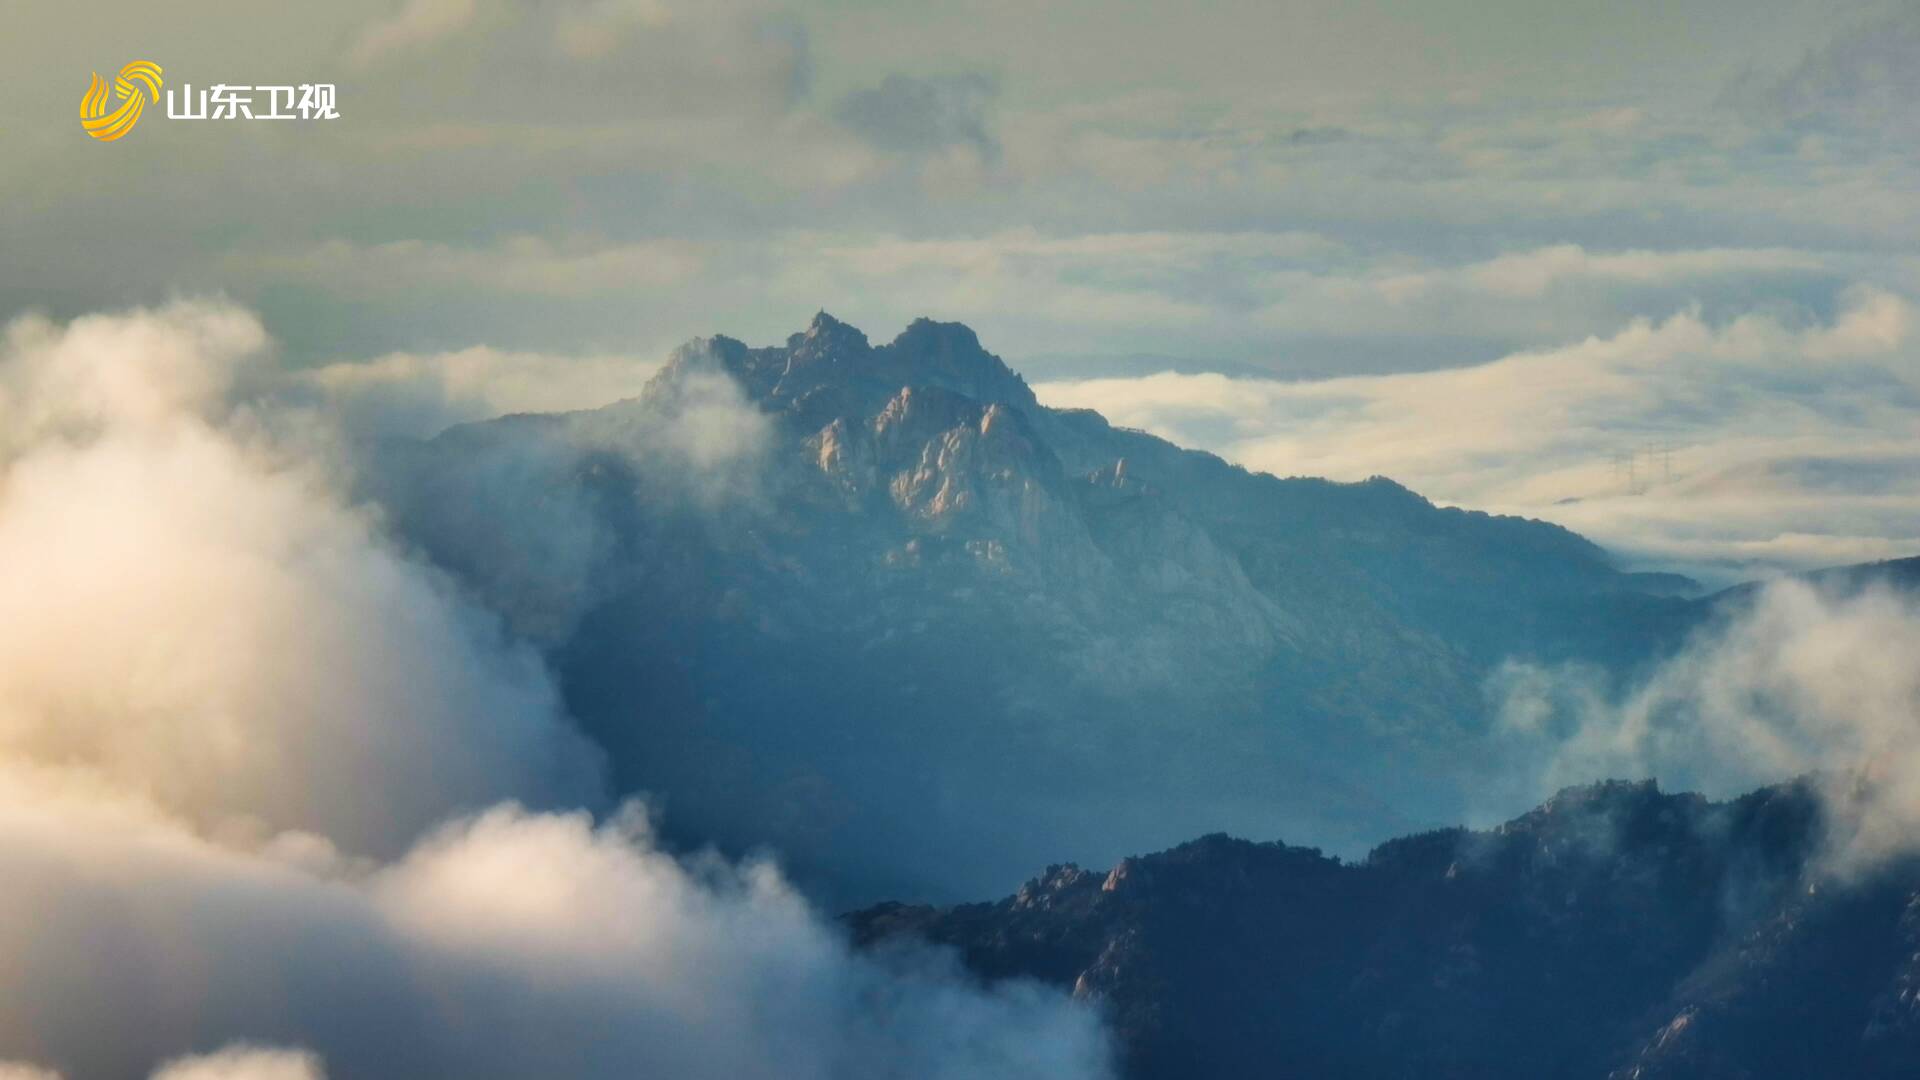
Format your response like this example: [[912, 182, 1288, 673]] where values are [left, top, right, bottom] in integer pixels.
[[0, 305, 606, 855], [150, 1046, 326, 1080], [1804, 283, 1913, 358], [0, 302, 269, 454], [0, 769, 1109, 1080], [1495, 579, 1920, 876]]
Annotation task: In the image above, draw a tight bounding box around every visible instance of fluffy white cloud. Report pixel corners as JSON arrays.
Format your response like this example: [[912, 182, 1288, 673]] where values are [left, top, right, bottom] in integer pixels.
[[0, 303, 269, 454], [0, 775, 1108, 1080], [0, 305, 606, 855]]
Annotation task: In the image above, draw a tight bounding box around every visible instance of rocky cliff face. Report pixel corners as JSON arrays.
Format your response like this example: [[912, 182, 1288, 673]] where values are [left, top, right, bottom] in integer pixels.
[[369, 313, 1702, 902], [853, 778, 1920, 1080]]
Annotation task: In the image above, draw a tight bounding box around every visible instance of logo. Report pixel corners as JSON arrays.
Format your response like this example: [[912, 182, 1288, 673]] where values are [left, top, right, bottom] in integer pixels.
[[79, 61, 340, 142], [79, 60, 164, 142]]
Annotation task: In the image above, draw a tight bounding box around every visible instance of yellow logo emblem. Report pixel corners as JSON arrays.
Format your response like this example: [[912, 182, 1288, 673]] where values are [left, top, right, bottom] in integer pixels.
[[80, 60, 164, 142]]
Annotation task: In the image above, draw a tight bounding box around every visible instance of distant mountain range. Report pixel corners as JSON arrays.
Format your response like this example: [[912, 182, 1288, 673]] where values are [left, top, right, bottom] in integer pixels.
[[368, 313, 1909, 902], [852, 777, 1920, 1079]]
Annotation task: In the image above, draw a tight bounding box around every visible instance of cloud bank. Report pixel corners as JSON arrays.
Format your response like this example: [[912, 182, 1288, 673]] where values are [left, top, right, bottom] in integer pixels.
[[0, 776, 1108, 1080], [0, 302, 1110, 1080], [1037, 285, 1920, 582]]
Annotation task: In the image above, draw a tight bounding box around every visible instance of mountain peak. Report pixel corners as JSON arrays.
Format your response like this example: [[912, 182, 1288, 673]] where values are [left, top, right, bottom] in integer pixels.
[[789, 310, 870, 353], [889, 316, 983, 353], [874, 317, 1036, 411], [655, 314, 1039, 418]]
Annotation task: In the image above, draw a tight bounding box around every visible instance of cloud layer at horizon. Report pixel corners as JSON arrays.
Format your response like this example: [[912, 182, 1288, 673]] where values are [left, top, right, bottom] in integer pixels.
[[1037, 281, 1920, 583]]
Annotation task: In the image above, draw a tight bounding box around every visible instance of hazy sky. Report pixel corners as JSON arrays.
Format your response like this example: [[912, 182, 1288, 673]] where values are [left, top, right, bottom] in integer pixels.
[[2, 0, 1908, 360], [5, 0, 1920, 577]]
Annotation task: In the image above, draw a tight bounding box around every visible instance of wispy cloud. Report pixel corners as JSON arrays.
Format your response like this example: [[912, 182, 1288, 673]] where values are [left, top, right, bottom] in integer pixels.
[[1494, 577, 1920, 876], [296, 345, 660, 439]]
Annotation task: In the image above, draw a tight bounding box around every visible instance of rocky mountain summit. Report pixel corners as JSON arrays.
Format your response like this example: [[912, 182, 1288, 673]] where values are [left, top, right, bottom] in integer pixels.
[[667, 312, 1044, 420], [853, 778, 1920, 1079], [373, 313, 1712, 900]]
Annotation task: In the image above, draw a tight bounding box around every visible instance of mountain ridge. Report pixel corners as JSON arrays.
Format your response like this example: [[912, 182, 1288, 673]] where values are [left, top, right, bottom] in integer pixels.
[[369, 313, 1746, 901], [850, 775, 1920, 1079]]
